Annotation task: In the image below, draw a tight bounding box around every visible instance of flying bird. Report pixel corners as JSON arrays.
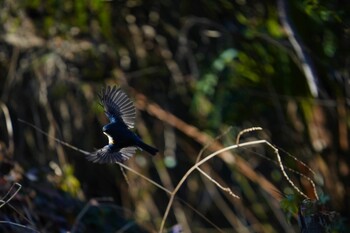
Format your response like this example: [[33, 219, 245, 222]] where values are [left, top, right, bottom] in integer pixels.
[[87, 86, 158, 163]]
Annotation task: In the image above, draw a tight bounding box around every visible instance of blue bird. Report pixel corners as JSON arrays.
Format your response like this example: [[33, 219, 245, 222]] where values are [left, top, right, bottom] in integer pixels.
[[87, 86, 158, 163]]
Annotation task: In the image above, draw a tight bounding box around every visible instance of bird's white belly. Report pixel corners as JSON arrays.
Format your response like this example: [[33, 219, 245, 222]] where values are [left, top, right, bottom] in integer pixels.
[[103, 132, 114, 144]]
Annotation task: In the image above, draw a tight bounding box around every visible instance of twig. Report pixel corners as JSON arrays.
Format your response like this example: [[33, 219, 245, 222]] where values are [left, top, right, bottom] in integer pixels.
[[199, 173, 253, 233], [175, 199, 224, 233], [264, 140, 310, 200], [0, 221, 40, 233], [236, 127, 318, 199], [0, 183, 39, 231], [18, 118, 91, 156], [236, 127, 263, 146], [0, 183, 22, 208], [115, 221, 136, 233], [194, 126, 239, 200], [159, 137, 317, 232], [116, 162, 171, 194], [119, 166, 130, 187], [197, 168, 239, 199], [159, 140, 259, 232], [277, 146, 316, 177], [70, 199, 94, 233], [241, 147, 319, 200], [278, 0, 319, 97], [153, 157, 193, 233]]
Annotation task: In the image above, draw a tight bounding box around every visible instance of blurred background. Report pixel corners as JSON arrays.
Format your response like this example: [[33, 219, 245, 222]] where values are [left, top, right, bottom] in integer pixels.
[[0, 0, 349, 232]]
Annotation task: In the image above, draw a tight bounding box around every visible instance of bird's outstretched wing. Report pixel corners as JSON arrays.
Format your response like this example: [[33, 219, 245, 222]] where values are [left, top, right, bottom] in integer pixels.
[[99, 86, 136, 129], [87, 146, 137, 163]]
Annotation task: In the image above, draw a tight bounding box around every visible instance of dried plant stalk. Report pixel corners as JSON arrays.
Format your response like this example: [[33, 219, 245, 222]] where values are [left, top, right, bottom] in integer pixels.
[[19, 119, 319, 232]]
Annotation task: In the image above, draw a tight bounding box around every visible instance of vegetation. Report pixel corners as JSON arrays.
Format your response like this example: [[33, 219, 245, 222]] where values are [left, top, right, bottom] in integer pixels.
[[0, 0, 348, 232]]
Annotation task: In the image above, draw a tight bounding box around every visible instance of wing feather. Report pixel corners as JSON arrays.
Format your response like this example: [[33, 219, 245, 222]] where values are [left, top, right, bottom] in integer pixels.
[[87, 146, 137, 164], [100, 86, 136, 128]]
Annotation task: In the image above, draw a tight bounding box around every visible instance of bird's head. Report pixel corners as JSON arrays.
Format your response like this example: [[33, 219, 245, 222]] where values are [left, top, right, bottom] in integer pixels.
[[102, 123, 115, 133]]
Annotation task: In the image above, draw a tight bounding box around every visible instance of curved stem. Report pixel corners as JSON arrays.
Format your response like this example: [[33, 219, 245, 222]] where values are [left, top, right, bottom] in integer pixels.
[[159, 140, 266, 232]]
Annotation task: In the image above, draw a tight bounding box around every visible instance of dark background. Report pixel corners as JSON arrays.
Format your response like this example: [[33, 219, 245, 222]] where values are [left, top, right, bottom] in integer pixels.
[[0, 0, 349, 232]]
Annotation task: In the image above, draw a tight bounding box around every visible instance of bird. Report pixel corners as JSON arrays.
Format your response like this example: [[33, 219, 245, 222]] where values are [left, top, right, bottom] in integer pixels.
[[86, 86, 158, 163]]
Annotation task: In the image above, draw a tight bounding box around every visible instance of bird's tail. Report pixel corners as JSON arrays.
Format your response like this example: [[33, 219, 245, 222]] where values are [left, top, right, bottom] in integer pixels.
[[136, 140, 158, 156]]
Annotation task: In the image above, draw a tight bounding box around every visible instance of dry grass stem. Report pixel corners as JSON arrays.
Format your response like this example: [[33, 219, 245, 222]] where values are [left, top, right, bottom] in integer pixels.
[[236, 127, 318, 200], [0, 221, 40, 233], [18, 118, 91, 156], [244, 148, 319, 200], [197, 167, 240, 199], [115, 221, 136, 233], [278, 147, 316, 176], [264, 140, 311, 200], [159, 135, 318, 232], [119, 165, 131, 187], [0, 183, 22, 208], [0, 183, 40, 232], [159, 140, 265, 232], [116, 162, 172, 195], [236, 127, 263, 145], [19, 119, 319, 232]]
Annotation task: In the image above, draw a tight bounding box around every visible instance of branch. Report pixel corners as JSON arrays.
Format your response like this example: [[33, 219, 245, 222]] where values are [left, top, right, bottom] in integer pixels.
[[278, 0, 319, 97], [134, 92, 282, 200]]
